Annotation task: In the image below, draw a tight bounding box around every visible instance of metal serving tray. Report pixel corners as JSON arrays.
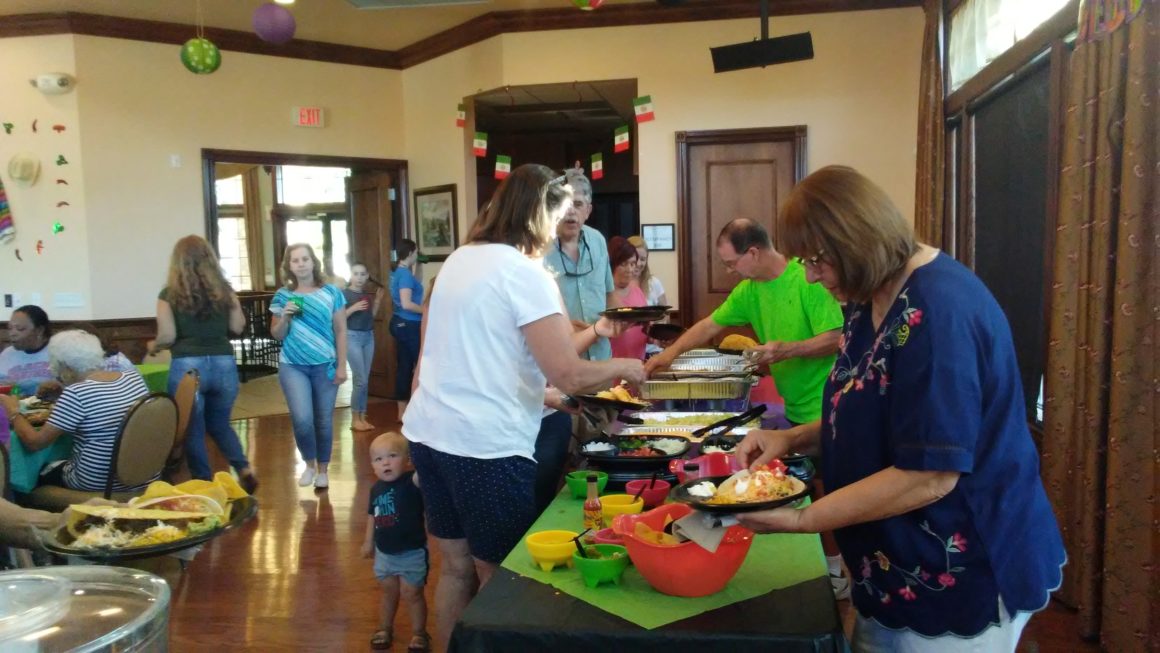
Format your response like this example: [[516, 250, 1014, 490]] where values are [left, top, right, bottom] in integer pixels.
[[640, 377, 755, 400]]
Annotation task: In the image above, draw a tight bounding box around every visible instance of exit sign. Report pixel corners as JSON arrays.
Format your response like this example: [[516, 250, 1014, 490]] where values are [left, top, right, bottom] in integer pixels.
[[293, 106, 325, 127]]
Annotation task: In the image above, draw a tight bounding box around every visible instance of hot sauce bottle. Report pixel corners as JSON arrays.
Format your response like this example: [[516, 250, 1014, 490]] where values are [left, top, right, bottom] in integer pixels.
[[582, 473, 604, 539]]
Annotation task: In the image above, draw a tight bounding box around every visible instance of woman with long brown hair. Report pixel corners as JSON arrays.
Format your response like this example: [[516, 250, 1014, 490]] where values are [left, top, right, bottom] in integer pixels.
[[153, 235, 257, 492], [402, 163, 645, 651], [270, 242, 348, 490]]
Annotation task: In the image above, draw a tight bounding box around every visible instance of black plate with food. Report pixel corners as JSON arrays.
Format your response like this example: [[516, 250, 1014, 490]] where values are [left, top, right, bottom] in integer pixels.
[[580, 435, 691, 470], [39, 496, 259, 562], [599, 305, 671, 323], [670, 473, 810, 514], [574, 393, 651, 412]]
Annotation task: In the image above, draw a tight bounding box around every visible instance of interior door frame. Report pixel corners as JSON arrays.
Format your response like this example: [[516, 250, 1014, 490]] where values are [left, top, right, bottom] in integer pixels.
[[674, 127, 807, 325], [201, 149, 410, 274]]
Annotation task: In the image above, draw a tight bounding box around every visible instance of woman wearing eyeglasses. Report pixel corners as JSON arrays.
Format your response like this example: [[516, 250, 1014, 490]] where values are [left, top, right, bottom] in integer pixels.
[[735, 166, 1064, 652], [607, 236, 648, 360], [402, 163, 645, 652]]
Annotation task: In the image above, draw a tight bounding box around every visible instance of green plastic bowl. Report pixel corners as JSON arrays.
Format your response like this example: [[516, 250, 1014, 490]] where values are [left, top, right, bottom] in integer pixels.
[[564, 471, 608, 498], [572, 544, 630, 588]]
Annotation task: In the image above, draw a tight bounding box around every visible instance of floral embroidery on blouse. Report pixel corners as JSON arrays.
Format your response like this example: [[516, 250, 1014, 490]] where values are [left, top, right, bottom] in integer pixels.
[[855, 521, 968, 604], [827, 290, 924, 440]]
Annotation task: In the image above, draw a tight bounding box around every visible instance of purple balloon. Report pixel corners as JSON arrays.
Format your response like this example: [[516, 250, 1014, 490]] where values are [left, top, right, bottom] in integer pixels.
[[253, 3, 296, 45]]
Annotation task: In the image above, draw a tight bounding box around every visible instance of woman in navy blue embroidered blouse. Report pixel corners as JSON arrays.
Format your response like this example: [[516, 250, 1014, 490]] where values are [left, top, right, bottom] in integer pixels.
[[736, 166, 1065, 651]]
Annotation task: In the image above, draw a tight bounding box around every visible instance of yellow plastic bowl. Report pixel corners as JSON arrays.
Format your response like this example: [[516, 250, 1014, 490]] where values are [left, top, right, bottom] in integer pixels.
[[601, 494, 644, 520], [525, 530, 580, 572]]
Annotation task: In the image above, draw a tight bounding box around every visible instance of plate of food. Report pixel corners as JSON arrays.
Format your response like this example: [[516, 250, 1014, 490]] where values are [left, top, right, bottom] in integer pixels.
[[575, 384, 651, 411], [38, 473, 257, 561], [670, 463, 809, 514], [18, 396, 53, 426], [581, 435, 691, 469], [599, 305, 671, 323]]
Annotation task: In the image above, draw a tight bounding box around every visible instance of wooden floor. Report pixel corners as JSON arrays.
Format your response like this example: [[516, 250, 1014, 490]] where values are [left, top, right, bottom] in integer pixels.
[[158, 401, 1101, 652]]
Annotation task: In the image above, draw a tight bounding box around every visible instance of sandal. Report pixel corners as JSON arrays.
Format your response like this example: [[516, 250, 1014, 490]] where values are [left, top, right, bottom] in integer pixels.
[[371, 628, 392, 650], [406, 632, 431, 653]]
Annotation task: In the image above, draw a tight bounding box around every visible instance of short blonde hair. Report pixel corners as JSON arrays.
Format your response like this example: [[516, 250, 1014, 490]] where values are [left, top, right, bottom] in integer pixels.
[[779, 166, 917, 304], [370, 432, 409, 457]]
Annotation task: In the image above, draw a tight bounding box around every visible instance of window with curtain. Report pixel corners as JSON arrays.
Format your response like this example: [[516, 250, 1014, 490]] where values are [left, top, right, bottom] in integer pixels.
[[948, 0, 1071, 90]]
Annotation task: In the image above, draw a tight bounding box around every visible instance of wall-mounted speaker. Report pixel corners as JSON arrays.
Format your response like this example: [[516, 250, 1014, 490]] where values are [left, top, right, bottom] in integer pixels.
[[710, 32, 814, 73]]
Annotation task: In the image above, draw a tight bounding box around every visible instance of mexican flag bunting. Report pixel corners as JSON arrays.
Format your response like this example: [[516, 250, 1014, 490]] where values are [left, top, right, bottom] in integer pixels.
[[613, 125, 630, 153], [590, 153, 604, 180], [633, 95, 655, 123], [473, 131, 488, 157], [455, 103, 466, 128], [495, 155, 512, 179]]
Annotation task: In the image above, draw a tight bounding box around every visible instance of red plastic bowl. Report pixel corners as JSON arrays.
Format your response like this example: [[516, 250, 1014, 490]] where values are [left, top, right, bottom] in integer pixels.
[[669, 452, 744, 484], [624, 478, 672, 509], [592, 528, 624, 546], [611, 503, 754, 597]]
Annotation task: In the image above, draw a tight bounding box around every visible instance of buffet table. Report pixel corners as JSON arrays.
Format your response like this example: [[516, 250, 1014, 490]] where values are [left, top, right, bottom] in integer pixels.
[[450, 490, 849, 653]]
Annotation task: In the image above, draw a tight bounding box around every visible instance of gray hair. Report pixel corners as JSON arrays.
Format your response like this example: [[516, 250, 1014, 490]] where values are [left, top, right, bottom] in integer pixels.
[[48, 330, 106, 377], [565, 169, 592, 201]]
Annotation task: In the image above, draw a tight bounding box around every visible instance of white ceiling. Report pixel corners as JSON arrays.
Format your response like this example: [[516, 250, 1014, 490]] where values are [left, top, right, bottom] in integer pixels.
[[0, 0, 657, 51]]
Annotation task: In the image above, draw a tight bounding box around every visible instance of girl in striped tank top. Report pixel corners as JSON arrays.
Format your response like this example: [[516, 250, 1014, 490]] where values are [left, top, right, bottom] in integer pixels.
[[270, 243, 348, 490]]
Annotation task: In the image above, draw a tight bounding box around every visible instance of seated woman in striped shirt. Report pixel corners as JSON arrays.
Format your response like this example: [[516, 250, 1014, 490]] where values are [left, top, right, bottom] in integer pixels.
[[1, 330, 152, 492]]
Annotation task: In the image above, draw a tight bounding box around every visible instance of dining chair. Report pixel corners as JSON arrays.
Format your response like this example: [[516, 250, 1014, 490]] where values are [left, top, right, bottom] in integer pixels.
[[24, 393, 178, 512], [0, 441, 9, 501], [164, 369, 199, 480]]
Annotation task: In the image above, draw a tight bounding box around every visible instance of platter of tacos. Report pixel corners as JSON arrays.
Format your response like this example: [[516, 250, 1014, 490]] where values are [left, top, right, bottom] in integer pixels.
[[38, 473, 258, 561]]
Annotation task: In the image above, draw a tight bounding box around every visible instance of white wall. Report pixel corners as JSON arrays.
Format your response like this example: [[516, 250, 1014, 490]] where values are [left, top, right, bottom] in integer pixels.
[[403, 8, 925, 309], [0, 36, 92, 320], [2, 34, 405, 319]]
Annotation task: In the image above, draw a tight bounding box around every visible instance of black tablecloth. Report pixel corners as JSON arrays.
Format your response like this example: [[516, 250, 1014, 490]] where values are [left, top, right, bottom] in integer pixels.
[[451, 568, 849, 653]]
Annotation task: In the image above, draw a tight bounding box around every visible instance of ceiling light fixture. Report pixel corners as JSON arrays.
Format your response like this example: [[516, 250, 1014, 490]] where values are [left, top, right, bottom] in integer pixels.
[[275, 0, 295, 4]]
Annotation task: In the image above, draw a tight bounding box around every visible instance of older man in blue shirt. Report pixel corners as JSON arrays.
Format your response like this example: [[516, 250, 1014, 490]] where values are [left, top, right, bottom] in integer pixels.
[[543, 169, 614, 361]]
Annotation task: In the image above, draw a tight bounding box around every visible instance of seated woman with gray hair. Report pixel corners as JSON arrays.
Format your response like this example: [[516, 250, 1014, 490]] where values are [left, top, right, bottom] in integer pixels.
[[0, 330, 151, 491]]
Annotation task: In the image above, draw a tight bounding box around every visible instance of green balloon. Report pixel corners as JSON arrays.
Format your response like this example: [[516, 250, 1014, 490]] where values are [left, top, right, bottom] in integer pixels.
[[181, 38, 221, 74]]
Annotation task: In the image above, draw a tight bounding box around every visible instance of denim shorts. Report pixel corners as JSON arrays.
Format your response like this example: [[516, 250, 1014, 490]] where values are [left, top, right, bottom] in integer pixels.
[[373, 546, 429, 587], [409, 441, 537, 564]]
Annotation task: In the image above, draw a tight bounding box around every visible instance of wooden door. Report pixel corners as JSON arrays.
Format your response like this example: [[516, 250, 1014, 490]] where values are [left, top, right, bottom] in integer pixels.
[[348, 171, 397, 398], [676, 127, 806, 333]]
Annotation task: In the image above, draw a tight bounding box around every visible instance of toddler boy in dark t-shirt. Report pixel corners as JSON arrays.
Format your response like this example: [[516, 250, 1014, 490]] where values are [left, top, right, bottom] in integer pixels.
[[362, 432, 429, 651]]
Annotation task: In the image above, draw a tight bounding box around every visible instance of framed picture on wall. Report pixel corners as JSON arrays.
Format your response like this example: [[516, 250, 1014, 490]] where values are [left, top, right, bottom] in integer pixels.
[[413, 184, 458, 261], [642, 223, 675, 252]]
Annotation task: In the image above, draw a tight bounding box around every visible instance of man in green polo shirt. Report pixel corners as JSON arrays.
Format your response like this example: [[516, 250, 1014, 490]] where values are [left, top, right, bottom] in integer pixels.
[[644, 218, 842, 425]]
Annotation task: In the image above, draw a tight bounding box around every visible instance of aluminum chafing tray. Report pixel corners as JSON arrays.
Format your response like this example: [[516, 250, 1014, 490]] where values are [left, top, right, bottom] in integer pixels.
[[623, 411, 761, 428], [640, 376, 755, 400], [676, 348, 722, 359]]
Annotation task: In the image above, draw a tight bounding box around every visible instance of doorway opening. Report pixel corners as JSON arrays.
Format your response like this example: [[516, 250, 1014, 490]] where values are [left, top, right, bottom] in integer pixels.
[[201, 149, 409, 396], [470, 79, 640, 240]]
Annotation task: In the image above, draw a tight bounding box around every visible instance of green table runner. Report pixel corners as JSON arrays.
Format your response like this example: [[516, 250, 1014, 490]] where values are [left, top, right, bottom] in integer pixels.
[[134, 363, 170, 394], [500, 491, 827, 629]]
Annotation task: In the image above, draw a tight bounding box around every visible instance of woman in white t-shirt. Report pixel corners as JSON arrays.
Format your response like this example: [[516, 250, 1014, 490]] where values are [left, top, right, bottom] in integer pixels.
[[402, 163, 645, 652]]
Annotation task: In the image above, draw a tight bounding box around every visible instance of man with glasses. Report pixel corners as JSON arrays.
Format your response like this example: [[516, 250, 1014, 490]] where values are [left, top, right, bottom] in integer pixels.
[[645, 217, 842, 421], [543, 168, 615, 361]]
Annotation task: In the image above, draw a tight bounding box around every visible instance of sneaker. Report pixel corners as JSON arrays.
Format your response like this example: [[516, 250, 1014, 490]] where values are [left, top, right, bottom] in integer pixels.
[[314, 472, 329, 489], [831, 572, 851, 600], [298, 467, 316, 487]]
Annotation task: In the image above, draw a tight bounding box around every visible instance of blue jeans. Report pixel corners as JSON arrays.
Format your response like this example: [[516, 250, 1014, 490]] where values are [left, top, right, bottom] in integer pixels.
[[389, 317, 421, 400], [346, 329, 375, 413], [278, 362, 339, 464], [167, 355, 249, 480]]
